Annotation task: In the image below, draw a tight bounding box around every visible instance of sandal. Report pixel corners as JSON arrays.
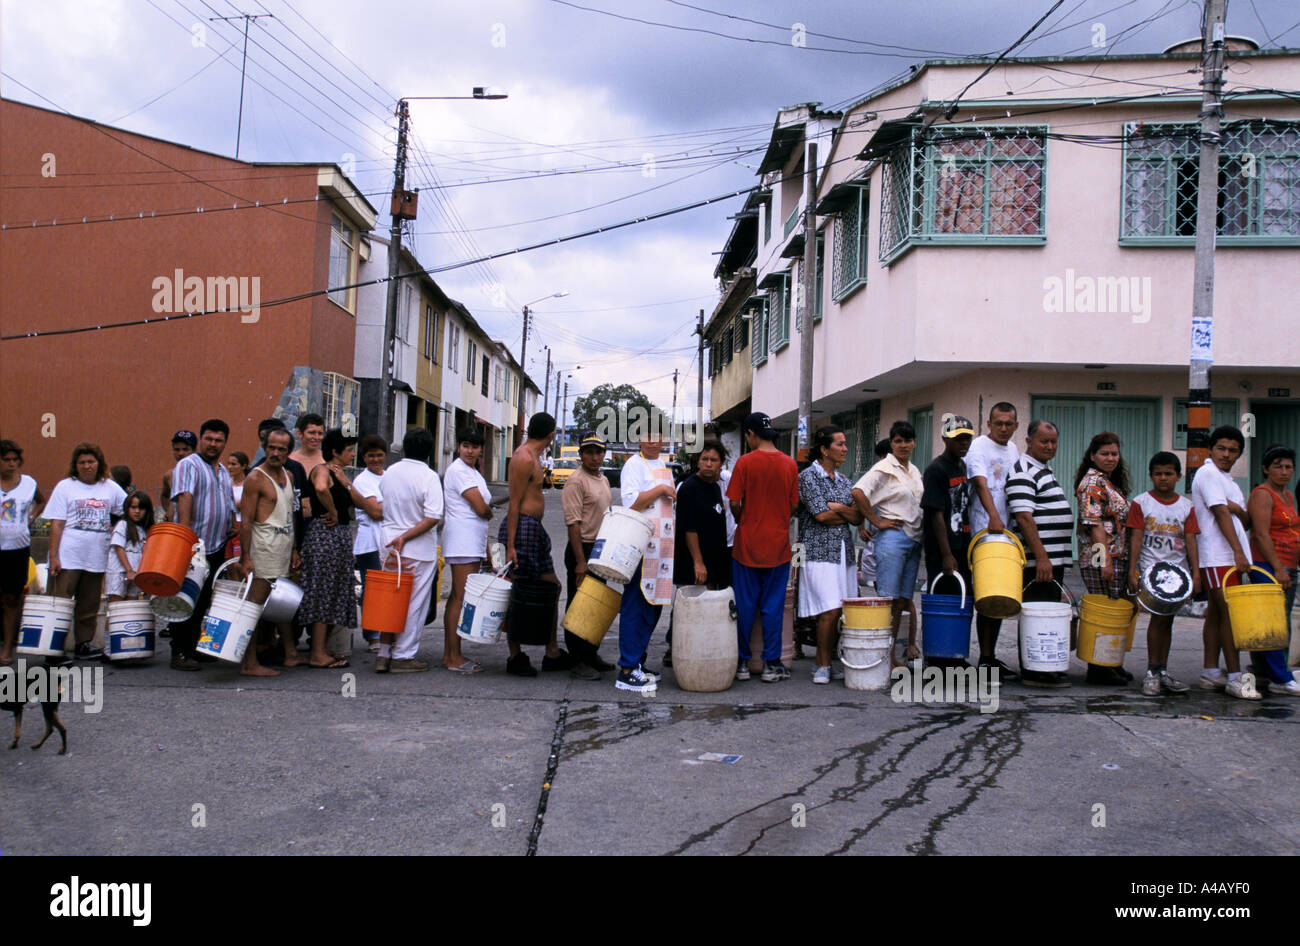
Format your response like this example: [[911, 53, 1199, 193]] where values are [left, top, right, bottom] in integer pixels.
[[444, 660, 483, 674], [309, 656, 350, 669]]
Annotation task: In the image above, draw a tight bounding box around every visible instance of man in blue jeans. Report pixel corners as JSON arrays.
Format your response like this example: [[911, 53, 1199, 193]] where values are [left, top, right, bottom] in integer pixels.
[[727, 413, 799, 682]]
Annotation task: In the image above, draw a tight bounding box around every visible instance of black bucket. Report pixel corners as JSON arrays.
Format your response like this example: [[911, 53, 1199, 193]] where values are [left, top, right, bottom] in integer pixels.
[[508, 578, 560, 646]]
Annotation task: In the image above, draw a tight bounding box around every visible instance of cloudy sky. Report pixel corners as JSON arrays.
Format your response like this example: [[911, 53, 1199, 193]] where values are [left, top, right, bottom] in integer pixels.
[[4, 0, 1298, 415]]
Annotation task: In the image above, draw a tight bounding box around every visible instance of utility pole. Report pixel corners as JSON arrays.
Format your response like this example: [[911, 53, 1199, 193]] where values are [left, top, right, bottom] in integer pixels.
[[516, 305, 532, 449], [209, 12, 273, 159], [670, 368, 679, 454], [1185, 0, 1228, 492], [797, 141, 818, 461], [377, 99, 412, 444], [695, 308, 704, 443], [561, 379, 569, 449], [542, 346, 552, 419]]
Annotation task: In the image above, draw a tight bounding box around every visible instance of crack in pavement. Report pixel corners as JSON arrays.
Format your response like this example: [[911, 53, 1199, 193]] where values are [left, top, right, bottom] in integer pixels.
[[526, 699, 569, 856]]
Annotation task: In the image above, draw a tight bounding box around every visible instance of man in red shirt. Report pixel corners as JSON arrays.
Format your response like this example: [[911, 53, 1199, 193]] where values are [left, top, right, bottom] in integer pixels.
[[727, 412, 799, 682]]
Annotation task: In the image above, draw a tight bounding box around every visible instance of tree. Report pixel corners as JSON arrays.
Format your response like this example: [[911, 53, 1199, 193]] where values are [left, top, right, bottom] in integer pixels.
[[572, 383, 670, 444]]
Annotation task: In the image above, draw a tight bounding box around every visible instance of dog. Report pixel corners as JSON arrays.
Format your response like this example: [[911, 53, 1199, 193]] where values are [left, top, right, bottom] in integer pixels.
[[1, 664, 68, 755]]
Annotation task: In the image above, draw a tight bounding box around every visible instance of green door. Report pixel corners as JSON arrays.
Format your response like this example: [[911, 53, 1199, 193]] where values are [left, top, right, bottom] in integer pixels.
[[908, 404, 934, 472], [1030, 396, 1160, 524], [1251, 401, 1300, 491]]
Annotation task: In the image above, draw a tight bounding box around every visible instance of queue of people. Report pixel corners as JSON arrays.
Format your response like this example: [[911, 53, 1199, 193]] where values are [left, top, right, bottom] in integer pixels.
[[4, 405, 1298, 704]]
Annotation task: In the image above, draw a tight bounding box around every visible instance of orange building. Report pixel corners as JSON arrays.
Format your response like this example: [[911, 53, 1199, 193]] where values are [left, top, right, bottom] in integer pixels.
[[0, 98, 377, 502]]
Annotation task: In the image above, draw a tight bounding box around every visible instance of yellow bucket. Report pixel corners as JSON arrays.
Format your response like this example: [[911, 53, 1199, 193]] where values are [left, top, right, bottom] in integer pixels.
[[842, 597, 892, 630], [1223, 567, 1288, 651], [562, 575, 621, 646], [968, 530, 1027, 618], [1076, 594, 1134, 666]]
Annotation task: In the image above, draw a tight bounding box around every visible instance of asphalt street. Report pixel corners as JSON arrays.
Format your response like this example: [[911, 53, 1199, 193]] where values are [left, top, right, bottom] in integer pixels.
[[4, 488, 1297, 856]]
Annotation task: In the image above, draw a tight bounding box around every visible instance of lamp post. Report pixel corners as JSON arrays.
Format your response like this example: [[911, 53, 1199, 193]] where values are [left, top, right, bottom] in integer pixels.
[[376, 88, 507, 443]]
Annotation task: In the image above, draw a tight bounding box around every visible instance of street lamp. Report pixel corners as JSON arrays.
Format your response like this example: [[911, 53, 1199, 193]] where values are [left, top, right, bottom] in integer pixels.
[[377, 88, 507, 445], [517, 291, 569, 448]]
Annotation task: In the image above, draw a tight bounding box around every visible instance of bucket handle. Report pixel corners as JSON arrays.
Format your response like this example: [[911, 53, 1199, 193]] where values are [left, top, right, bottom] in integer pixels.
[[928, 570, 967, 610], [212, 558, 253, 602], [1021, 578, 1075, 611], [837, 625, 890, 671], [485, 562, 513, 594], [381, 551, 406, 590], [1223, 565, 1279, 587], [967, 528, 1026, 566]]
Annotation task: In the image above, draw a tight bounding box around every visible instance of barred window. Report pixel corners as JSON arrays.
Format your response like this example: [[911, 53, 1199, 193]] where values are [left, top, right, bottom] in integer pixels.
[[721, 325, 733, 366], [768, 273, 791, 353], [735, 315, 748, 351], [832, 185, 869, 299], [1122, 120, 1300, 242], [880, 126, 1046, 260]]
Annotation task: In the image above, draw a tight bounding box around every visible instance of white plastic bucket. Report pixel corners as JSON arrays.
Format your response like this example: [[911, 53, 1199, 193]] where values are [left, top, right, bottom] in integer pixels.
[[107, 601, 156, 662], [197, 561, 264, 663], [587, 507, 654, 583], [149, 550, 211, 620], [839, 625, 893, 691], [16, 595, 74, 657], [1019, 602, 1072, 672], [457, 571, 512, 644]]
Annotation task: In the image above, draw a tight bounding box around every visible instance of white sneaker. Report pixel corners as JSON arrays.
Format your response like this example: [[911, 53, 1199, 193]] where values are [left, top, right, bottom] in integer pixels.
[[812, 665, 830, 685], [615, 667, 657, 693], [1268, 678, 1300, 697], [1225, 672, 1262, 701], [1141, 671, 1161, 696], [1197, 672, 1227, 690]]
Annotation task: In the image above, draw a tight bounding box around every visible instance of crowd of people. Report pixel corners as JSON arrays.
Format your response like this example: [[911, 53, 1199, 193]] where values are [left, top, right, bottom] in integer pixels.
[[1, 403, 1296, 706]]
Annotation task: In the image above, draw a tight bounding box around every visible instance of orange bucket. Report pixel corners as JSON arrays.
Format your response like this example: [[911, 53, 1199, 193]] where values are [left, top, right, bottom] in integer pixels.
[[362, 556, 413, 634], [134, 523, 200, 596]]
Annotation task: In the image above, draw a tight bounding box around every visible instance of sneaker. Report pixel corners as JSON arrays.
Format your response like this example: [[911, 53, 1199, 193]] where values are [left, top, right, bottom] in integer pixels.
[[812, 665, 831, 685], [614, 666, 657, 693], [570, 662, 602, 681], [169, 653, 200, 671], [831, 662, 845, 681], [1226, 672, 1262, 701], [1267, 678, 1300, 697], [74, 642, 103, 660], [662, 647, 673, 668], [735, 659, 751, 681], [1141, 671, 1162, 696], [506, 654, 538, 677], [979, 657, 1018, 683], [389, 658, 429, 673], [542, 650, 573, 672], [638, 663, 661, 683], [761, 660, 791, 682], [1159, 671, 1190, 694], [374, 656, 391, 673], [1197, 672, 1228, 690]]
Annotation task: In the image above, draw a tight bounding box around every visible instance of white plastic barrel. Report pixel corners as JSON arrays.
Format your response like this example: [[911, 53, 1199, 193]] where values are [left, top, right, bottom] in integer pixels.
[[672, 586, 737, 692]]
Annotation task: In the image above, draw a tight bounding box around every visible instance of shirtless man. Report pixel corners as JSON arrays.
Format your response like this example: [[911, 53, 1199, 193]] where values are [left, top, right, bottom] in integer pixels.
[[290, 413, 326, 475], [161, 430, 196, 521], [238, 428, 301, 675], [499, 412, 570, 676]]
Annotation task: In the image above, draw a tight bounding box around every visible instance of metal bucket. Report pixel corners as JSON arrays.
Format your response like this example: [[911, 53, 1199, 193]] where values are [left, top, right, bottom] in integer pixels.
[[1137, 561, 1193, 616], [261, 577, 304, 625]]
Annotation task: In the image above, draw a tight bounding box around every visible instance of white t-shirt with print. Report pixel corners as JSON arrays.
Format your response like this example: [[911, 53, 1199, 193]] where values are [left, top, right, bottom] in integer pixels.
[[965, 435, 1019, 535], [45, 477, 127, 571], [351, 468, 385, 556], [0, 474, 39, 550], [107, 519, 147, 579]]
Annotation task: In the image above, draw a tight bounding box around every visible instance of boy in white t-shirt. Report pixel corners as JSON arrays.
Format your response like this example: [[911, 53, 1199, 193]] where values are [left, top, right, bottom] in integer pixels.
[[965, 402, 1020, 679], [1190, 426, 1260, 700], [1126, 452, 1200, 696]]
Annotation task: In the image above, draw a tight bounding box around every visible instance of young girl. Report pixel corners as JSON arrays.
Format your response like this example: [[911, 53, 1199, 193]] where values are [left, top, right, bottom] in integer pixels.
[[106, 492, 154, 602]]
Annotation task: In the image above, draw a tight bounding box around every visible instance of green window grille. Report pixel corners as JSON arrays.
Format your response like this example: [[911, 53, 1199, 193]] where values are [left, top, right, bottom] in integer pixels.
[[784, 204, 801, 238], [815, 233, 825, 322], [832, 185, 869, 300], [1122, 120, 1300, 244], [750, 299, 768, 366], [880, 125, 1046, 261]]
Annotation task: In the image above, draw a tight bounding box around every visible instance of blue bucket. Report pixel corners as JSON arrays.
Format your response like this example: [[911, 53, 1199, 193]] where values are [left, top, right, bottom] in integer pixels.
[[921, 572, 973, 659]]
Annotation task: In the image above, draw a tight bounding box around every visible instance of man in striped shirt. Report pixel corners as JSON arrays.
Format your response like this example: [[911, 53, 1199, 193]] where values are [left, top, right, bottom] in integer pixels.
[[1007, 420, 1074, 688], [170, 418, 236, 671]]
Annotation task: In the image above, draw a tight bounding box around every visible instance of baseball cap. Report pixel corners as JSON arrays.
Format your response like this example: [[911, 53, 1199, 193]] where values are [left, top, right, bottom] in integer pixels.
[[172, 429, 198, 448], [743, 412, 778, 441], [941, 415, 975, 439], [580, 433, 608, 451]]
